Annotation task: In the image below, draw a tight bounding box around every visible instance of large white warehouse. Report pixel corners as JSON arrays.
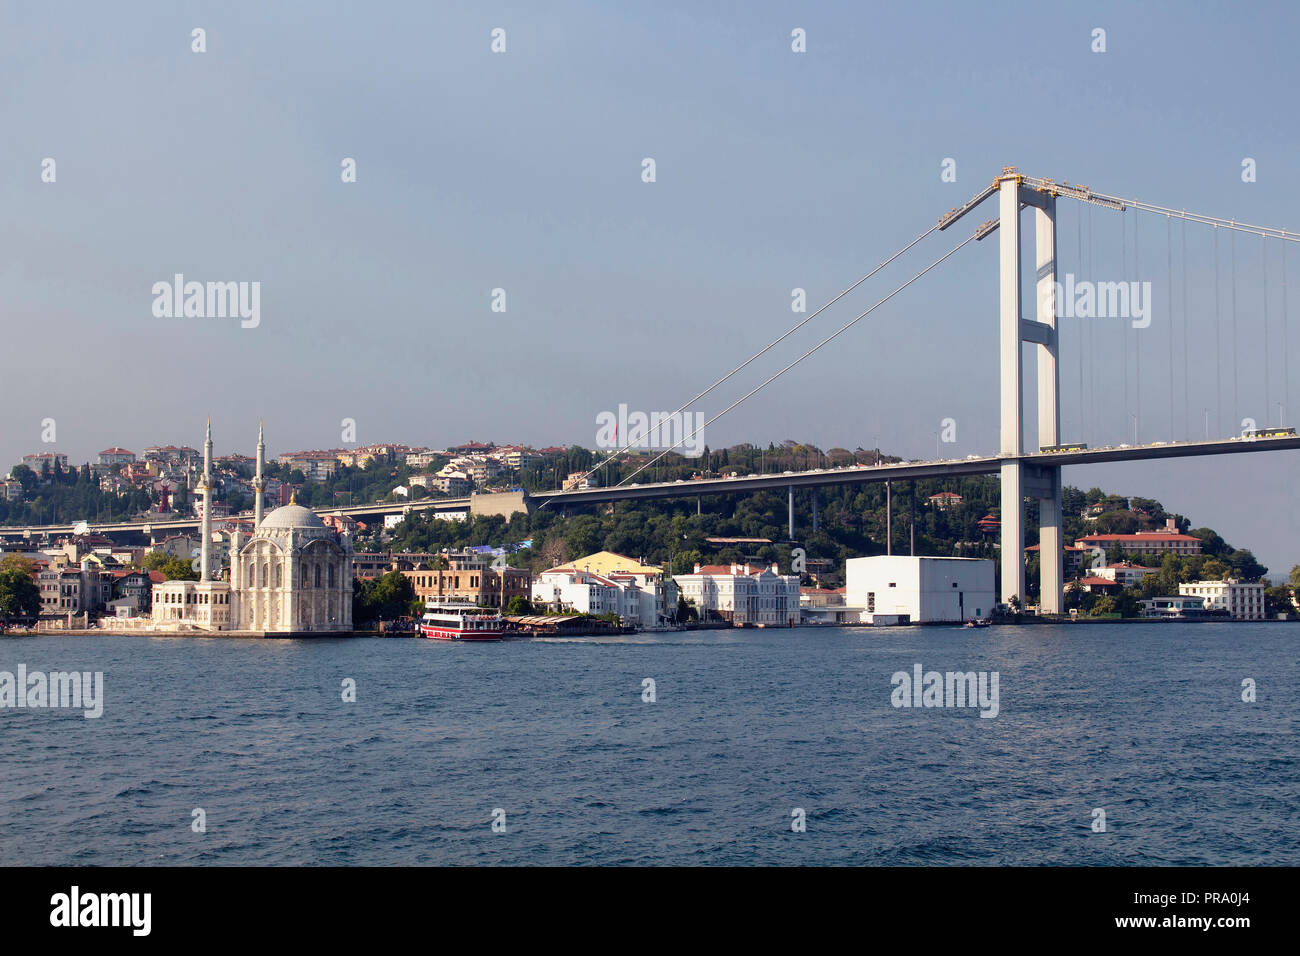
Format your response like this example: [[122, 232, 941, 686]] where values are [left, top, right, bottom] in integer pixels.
[[845, 556, 995, 624]]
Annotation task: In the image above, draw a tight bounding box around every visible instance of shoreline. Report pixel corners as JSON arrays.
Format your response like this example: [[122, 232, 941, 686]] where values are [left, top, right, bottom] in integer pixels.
[[4, 617, 1296, 638]]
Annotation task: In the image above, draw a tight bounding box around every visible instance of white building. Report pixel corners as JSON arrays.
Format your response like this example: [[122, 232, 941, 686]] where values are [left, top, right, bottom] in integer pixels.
[[1095, 562, 1158, 587], [1178, 579, 1266, 620], [532, 567, 652, 626], [96, 447, 136, 467], [845, 555, 994, 624], [404, 450, 443, 469], [531, 552, 674, 626], [153, 422, 353, 633], [672, 562, 800, 627], [226, 501, 353, 632], [435, 472, 471, 495], [1140, 595, 1212, 619]]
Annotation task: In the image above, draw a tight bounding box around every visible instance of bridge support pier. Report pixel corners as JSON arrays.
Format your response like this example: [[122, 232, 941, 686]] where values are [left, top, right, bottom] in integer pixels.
[[997, 172, 1063, 612], [1037, 468, 1063, 614], [788, 486, 794, 540], [1000, 462, 1024, 604]]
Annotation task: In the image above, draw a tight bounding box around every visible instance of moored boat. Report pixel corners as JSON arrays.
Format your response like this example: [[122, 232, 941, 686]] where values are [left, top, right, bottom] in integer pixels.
[[418, 601, 505, 641]]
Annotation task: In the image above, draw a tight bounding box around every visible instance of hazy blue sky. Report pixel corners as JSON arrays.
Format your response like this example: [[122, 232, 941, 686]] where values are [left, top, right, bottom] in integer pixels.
[[3, 1, 1299, 575]]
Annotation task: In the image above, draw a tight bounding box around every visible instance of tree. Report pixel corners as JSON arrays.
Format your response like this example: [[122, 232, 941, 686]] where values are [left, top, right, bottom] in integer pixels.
[[0, 566, 40, 619], [1201, 558, 1230, 581], [1113, 589, 1139, 618], [0, 554, 39, 576], [1189, 528, 1228, 557], [142, 550, 198, 581], [353, 571, 416, 623], [10, 464, 36, 493], [1264, 585, 1294, 618], [505, 595, 532, 615], [1226, 549, 1267, 582]]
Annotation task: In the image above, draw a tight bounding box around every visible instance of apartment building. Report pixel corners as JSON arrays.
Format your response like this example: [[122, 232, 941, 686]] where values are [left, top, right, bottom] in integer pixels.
[[401, 551, 530, 608], [21, 452, 69, 473], [38, 561, 115, 617], [278, 451, 338, 481], [96, 448, 137, 467], [1178, 579, 1266, 620], [1094, 562, 1159, 587]]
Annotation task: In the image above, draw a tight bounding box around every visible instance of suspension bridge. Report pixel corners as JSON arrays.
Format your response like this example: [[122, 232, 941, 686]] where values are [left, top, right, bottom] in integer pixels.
[[5, 167, 1298, 614]]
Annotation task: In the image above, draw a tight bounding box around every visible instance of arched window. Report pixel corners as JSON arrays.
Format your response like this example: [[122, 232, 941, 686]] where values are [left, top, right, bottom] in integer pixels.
[[329, 564, 335, 588], [314, 564, 321, 588], [262, 562, 269, 588], [275, 563, 282, 588], [301, 563, 307, 585]]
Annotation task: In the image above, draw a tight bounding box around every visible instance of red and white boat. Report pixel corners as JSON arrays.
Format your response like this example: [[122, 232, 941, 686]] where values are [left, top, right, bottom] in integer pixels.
[[418, 601, 506, 641]]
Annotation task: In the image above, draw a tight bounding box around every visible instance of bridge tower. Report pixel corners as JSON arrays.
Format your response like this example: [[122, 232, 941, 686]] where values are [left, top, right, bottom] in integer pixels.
[[996, 170, 1063, 612]]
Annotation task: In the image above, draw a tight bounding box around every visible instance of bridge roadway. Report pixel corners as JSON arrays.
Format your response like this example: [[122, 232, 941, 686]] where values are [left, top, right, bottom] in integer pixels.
[[2, 435, 1296, 540], [529, 434, 1300, 506]]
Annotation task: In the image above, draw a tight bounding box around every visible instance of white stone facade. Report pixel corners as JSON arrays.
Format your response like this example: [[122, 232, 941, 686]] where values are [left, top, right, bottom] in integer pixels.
[[672, 563, 800, 626]]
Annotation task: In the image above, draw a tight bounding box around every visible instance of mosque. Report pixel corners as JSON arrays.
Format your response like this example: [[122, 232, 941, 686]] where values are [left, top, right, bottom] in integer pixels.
[[151, 421, 354, 633]]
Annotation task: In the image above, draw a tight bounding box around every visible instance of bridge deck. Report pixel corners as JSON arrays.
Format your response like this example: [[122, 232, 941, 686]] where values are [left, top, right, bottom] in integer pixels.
[[1, 436, 1295, 538]]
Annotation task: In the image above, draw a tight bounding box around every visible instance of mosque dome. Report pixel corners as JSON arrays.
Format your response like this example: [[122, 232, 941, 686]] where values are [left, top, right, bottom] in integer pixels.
[[258, 503, 329, 535]]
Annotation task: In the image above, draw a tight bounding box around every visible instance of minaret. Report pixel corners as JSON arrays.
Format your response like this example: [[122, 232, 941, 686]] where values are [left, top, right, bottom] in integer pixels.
[[253, 420, 266, 528], [199, 418, 213, 583]]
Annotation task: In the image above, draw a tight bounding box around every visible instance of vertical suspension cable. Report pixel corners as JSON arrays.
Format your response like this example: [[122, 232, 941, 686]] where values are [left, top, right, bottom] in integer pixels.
[[1077, 205, 1084, 441], [1170, 214, 1180, 439], [1181, 217, 1189, 440], [1263, 233, 1271, 424], [1214, 226, 1222, 435], [1283, 238, 1290, 426], [1231, 227, 1239, 428], [1135, 210, 1141, 442], [1121, 213, 1129, 428], [1089, 205, 1096, 444]]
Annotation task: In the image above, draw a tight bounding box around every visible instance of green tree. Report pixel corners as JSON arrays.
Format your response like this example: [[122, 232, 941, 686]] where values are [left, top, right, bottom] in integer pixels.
[[0, 566, 40, 618], [1201, 558, 1230, 580], [142, 550, 198, 581], [1264, 585, 1294, 618], [1092, 595, 1117, 615], [353, 571, 415, 623]]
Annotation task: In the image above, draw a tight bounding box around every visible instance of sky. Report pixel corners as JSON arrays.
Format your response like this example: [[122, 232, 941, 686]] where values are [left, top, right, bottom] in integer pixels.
[[3, 1, 1299, 576]]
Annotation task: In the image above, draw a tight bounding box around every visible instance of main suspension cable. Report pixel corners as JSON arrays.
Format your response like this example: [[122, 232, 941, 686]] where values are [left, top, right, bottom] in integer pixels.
[[615, 232, 981, 487]]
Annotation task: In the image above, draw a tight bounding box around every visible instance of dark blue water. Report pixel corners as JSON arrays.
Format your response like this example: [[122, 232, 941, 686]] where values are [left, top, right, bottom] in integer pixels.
[[1, 624, 1296, 865]]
